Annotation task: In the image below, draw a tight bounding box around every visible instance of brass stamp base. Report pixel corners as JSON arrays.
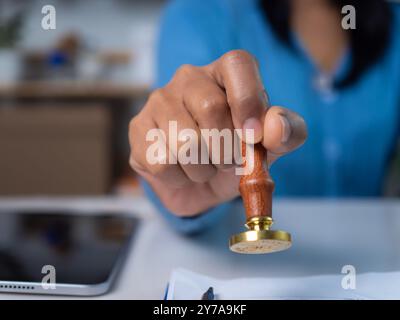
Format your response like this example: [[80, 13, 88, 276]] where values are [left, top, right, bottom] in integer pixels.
[[229, 230, 291, 254], [229, 217, 291, 254]]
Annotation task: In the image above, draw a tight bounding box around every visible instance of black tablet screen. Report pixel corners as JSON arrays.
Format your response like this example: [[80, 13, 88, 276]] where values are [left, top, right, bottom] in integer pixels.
[[0, 211, 137, 285]]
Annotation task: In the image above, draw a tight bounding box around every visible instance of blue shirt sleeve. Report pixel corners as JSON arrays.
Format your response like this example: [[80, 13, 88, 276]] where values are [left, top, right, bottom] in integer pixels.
[[143, 0, 237, 234], [141, 179, 235, 235]]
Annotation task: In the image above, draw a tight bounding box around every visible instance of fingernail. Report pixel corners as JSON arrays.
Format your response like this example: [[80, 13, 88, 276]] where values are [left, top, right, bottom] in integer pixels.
[[279, 114, 292, 143], [242, 117, 263, 143]]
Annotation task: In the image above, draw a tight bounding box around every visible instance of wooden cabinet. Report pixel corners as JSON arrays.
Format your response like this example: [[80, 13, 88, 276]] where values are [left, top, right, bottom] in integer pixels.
[[0, 82, 149, 195]]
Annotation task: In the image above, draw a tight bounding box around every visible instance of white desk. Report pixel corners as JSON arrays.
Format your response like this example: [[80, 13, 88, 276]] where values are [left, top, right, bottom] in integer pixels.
[[0, 196, 399, 299]]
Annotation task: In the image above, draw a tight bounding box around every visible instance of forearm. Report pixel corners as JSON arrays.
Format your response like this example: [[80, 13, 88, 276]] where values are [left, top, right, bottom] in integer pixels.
[[141, 179, 234, 235]]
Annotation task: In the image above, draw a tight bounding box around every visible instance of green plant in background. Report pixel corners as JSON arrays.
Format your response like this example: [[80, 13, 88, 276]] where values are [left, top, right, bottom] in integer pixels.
[[0, 12, 24, 49]]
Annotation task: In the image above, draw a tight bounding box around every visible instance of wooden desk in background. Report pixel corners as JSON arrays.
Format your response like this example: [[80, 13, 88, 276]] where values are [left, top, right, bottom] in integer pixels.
[[0, 81, 149, 100], [0, 81, 150, 196]]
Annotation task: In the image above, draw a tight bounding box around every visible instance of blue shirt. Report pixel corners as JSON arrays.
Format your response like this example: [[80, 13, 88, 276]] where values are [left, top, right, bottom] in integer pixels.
[[143, 0, 400, 233]]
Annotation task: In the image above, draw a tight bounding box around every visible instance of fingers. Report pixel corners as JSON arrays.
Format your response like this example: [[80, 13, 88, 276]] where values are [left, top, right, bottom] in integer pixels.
[[182, 77, 236, 170], [129, 106, 190, 188], [153, 92, 218, 183], [129, 89, 218, 188], [262, 106, 308, 166], [207, 50, 268, 143]]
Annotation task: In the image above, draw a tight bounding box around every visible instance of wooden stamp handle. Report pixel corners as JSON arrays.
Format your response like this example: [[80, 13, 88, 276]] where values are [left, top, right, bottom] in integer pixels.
[[239, 141, 274, 219]]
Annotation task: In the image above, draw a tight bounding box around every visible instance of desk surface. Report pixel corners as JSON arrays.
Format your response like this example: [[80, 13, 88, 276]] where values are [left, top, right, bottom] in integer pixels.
[[0, 196, 399, 299]]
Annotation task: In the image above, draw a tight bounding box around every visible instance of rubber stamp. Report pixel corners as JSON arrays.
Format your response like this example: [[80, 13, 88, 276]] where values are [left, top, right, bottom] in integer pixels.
[[229, 142, 291, 254]]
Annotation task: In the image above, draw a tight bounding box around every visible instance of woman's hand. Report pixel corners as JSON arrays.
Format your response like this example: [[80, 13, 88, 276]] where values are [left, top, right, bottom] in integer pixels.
[[129, 50, 307, 216]]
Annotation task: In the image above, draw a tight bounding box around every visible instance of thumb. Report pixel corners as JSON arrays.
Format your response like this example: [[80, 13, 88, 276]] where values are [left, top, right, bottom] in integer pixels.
[[262, 106, 308, 166]]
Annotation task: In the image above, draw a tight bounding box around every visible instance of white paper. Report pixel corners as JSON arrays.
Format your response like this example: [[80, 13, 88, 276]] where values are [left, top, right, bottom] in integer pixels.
[[166, 268, 400, 300]]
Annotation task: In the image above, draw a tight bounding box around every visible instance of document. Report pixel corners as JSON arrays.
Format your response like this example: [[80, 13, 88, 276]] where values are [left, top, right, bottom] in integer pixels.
[[166, 268, 400, 300]]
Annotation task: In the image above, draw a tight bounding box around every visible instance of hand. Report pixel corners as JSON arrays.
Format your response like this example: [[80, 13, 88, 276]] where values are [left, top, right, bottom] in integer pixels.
[[129, 50, 307, 216]]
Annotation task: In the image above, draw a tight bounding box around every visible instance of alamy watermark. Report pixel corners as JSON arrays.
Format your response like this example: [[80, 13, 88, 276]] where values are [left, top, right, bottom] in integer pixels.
[[341, 264, 356, 290], [41, 265, 56, 290], [145, 121, 256, 176], [342, 5, 356, 30], [41, 5, 56, 30]]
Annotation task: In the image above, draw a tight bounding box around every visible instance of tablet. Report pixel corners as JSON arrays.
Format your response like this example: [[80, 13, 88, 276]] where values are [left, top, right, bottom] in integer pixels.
[[0, 210, 138, 296]]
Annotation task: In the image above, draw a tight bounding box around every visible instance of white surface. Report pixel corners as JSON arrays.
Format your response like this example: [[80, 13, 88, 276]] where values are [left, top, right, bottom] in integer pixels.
[[0, 196, 400, 299], [167, 268, 400, 300]]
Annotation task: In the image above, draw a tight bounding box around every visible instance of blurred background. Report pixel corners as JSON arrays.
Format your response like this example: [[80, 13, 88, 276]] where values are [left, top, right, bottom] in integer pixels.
[[0, 0, 399, 198], [0, 0, 166, 197], [0, 1, 399, 300]]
